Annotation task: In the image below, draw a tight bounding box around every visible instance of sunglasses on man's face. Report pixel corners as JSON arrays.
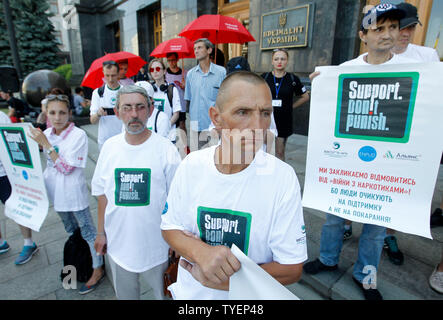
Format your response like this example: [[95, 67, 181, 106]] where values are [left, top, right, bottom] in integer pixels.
[[150, 67, 162, 73]]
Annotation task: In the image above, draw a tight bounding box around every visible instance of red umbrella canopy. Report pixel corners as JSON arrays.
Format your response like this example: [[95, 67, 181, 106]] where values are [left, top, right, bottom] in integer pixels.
[[178, 14, 255, 44], [81, 51, 147, 89], [150, 37, 195, 59]]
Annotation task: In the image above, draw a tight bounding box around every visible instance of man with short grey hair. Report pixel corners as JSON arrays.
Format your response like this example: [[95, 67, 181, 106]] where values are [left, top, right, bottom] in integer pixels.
[[91, 85, 181, 300], [184, 38, 226, 150]]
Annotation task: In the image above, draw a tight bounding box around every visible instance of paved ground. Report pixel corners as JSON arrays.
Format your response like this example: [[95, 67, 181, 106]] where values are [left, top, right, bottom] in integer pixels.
[[0, 123, 442, 300]]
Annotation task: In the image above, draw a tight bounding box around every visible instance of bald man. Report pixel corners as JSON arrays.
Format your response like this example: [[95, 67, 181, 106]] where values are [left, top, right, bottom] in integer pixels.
[[160, 71, 307, 300]]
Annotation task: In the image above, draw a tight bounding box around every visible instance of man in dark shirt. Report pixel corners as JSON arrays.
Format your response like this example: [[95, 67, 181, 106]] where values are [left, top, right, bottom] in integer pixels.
[[0, 90, 27, 123]]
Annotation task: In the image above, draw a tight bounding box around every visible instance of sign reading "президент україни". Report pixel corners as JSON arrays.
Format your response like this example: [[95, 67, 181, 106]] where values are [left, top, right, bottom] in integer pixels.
[[260, 4, 313, 50]]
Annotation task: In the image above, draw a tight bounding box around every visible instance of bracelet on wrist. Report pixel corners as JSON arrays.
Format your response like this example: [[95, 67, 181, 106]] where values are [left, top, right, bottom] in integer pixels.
[[97, 232, 105, 236]]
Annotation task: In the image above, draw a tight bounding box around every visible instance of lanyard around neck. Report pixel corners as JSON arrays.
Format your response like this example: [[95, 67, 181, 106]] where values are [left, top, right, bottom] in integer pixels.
[[273, 74, 284, 99]]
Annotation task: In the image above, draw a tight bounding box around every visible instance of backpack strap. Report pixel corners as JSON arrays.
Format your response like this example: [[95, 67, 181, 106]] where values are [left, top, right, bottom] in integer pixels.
[[98, 84, 105, 98], [167, 83, 175, 117], [154, 108, 160, 133]]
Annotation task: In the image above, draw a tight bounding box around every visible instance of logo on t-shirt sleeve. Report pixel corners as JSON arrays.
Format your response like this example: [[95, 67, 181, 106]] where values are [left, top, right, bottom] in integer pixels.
[[197, 206, 252, 255], [114, 168, 151, 206]]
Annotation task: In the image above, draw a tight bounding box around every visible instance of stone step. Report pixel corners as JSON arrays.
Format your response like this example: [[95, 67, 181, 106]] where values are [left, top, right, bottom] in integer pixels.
[[304, 206, 443, 268], [302, 209, 443, 300]]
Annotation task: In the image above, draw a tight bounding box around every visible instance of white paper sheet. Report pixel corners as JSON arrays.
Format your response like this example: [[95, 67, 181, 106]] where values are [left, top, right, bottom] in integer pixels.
[[228, 244, 300, 300]]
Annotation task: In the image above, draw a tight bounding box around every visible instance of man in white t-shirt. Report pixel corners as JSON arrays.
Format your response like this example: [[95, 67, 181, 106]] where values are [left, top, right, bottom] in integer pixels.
[[135, 81, 170, 138], [161, 71, 307, 300], [304, 4, 417, 301], [392, 3, 440, 62], [90, 61, 123, 150], [92, 85, 181, 300]]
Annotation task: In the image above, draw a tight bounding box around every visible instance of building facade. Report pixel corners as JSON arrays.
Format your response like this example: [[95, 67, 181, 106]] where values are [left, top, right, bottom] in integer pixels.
[[62, 0, 442, 134]]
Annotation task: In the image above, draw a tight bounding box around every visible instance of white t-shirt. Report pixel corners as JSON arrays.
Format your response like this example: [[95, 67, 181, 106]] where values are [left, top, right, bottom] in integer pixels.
[[43, 123, 89, 212], [160, 146, 307, 300], [90, 85, 123, 148], [341, 52, 418, 66], [119, 78, 135, 86], [147, 108, 170, 138], [152, 84, 181, 141], [91, 132, 181, 272], [0, 112, 12, 177], [396, 44, 440, 62]]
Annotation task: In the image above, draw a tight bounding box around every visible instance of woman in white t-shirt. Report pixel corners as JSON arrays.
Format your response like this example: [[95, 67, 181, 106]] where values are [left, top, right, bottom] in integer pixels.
[[148, 59, 181, 142], [29, 94, 105, 295]]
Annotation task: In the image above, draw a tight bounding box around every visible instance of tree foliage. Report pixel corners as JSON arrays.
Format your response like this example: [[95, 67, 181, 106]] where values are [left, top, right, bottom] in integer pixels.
[[0, 0, 61, 77]]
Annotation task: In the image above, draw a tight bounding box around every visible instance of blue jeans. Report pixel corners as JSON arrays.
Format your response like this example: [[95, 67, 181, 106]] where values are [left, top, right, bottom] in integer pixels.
[[319, 213, 386, 283], [57, 207, 103, 269]]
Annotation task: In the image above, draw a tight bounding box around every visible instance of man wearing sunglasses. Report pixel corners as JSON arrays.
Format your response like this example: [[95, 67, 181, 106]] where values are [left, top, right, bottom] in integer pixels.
[[90, 61, 123, 150]]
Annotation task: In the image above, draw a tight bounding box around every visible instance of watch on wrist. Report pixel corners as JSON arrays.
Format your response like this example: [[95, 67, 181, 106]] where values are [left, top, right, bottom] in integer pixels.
[[46, 146, 55, 155]]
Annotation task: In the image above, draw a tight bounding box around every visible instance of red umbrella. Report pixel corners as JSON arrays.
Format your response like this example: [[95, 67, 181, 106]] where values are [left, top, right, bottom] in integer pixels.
[[178, 14, 255, 44], [150, 37, 195, 59], [81, 51, 147, 89]]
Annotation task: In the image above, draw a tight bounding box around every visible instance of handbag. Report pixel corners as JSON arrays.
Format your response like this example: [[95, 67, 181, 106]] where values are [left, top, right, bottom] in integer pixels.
[[163, 251, 179, 298], [60, 228, 93, 283]]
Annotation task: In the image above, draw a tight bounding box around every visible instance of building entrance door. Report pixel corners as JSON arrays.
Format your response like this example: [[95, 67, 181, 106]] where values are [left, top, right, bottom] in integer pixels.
[[217, 0, 250, 64]]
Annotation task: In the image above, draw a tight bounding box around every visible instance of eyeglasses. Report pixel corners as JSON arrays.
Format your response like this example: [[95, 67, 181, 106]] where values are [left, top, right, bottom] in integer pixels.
[[120, 105, 148, 113], [103, 60, 118, 67], [150, 67, 162, 73], [46, 94, 69, 102]]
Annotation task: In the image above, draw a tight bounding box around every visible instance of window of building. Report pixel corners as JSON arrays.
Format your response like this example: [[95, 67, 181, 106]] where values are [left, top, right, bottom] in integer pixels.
[[153, 9, 162, 48]]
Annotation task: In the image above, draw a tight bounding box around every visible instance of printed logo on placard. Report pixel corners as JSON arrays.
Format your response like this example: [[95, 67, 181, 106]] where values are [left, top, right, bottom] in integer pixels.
[[335, 72, 419, 143], [114, 168, 151, 206], [383, 150, 421, 161], [197, 206, 252, 255], [0, 127, 33, 168], [358, 146, 377, 162], [323, 142, 348, 158]]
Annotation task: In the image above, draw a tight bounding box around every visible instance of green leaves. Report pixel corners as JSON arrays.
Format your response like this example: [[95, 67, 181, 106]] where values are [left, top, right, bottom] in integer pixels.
[[0, 0, 62, 77]]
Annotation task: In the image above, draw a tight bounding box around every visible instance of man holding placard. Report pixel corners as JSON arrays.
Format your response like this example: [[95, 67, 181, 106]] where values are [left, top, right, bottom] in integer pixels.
[[303, 4, 420, 300]]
